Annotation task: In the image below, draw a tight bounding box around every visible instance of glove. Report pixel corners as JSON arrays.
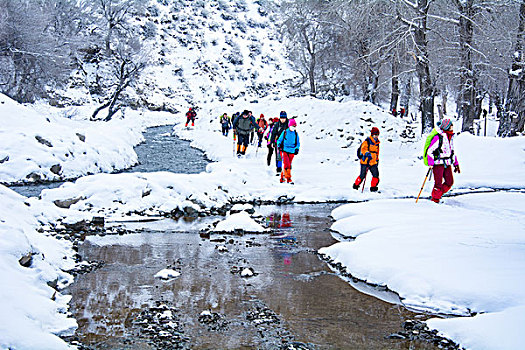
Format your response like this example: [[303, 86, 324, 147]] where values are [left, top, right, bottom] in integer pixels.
[[294, 149, 299, 155], [454, 164, 461, 173], [364, 152, 372, 160], [278, 143, 283, 151]]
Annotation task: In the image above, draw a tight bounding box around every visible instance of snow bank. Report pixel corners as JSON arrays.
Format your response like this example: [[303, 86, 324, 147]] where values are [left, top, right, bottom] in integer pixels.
[[212, 212, 265, 233], [0, 185, 76, 349], [320, 192, 525, 348], [0, 95, 181, 185]]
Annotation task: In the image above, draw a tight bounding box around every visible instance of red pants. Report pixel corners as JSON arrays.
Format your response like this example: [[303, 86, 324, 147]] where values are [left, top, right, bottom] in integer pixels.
[[281, 151, 295, 181], [281, 151, 295, 170], [432, 165, 454, 202]]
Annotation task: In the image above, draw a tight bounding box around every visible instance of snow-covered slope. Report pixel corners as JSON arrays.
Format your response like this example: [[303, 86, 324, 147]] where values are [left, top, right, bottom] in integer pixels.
[[0, 185, 76, 349], [60, 0, 294, 113]]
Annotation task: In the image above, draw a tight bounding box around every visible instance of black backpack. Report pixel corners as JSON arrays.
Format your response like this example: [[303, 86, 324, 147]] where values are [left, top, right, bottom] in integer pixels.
[[357, 138, 369, 160]]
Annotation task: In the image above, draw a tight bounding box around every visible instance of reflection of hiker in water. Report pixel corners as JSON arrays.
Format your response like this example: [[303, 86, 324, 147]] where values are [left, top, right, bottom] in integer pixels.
[[266, 212, 292, 229], [279, 213, 291, 228]]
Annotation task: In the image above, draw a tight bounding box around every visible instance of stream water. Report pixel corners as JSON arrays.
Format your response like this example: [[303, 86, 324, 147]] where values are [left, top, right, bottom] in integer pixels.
[[10, 125, 441, 348]]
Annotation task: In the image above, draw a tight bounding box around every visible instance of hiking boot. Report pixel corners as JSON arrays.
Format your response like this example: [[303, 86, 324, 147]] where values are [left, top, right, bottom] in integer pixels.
[[370, 186, 378, 192], [352, 183, 359, 190]]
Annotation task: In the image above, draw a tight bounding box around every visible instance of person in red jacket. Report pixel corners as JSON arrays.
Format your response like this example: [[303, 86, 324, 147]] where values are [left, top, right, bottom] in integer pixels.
[[185, 107, 197, 127], [353, 127, 380, 192]]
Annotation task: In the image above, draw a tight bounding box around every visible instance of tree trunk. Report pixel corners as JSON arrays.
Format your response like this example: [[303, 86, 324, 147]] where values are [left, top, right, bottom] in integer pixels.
[[415, 0, 434, 134], [499, 0, 525, 136], [308, 52, 316, 96], [457, 0, 477, 133], [400, 74, 411, 116], [390, 55, 400, 114]]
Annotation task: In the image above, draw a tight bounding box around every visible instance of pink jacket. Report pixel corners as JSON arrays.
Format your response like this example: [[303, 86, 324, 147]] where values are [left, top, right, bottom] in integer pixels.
[[427, 128, 459, 167]]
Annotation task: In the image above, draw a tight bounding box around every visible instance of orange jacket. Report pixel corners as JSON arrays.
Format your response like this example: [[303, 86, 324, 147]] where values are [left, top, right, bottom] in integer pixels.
[[359, 136, 380, 166]]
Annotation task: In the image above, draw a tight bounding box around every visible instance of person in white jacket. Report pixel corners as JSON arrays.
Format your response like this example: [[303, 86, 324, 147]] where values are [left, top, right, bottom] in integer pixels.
[[426, 118, 460, 203]]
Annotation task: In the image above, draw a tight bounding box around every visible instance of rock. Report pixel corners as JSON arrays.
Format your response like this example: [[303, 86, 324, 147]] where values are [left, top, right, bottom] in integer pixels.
[[26, 172, 42, 182], [142, 188, 152, 197], [183, 206, 199, 217], [50, 164, 62, 175], [91, 216, 105, 226], [19, 253, 33, 267], [35, 135, 53, 147], [76, 133, 86, 142], [53, 196, 83, 209], [0, 155, 8, 164]]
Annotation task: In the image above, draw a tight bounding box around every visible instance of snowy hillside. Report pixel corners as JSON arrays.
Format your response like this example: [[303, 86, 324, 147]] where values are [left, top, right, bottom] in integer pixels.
[[61, 0, 295, 113]]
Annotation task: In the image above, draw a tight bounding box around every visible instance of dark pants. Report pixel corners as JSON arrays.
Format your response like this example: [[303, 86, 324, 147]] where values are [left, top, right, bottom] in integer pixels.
[[274, 145, 282, 171], [222, 126, 229, 136], [238, 133, 249, 147], [431, 164, 454, 202], [354, 164, 379, 188], [257, 132, 264, 147], [267, 144, 273, 166]]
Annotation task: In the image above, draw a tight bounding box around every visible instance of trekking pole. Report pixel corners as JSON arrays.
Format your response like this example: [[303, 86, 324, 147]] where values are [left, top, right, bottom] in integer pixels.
[[361, 168, 368, 193], [233, 133, 236, 157], [416, 167, 433, 203]]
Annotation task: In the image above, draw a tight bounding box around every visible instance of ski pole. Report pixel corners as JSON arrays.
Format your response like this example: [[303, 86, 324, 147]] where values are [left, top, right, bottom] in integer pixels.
[[361, 168, 368, 193], [416, 167, 433, 203], [233, 132, 236, 157]]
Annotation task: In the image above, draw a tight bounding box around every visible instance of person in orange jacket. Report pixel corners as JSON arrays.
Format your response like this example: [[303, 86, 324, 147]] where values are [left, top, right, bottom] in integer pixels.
[[353, 127, 380, 192]]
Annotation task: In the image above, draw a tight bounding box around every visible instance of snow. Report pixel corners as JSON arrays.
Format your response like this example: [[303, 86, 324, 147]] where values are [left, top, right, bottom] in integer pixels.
[[0, 94, 178, 185], [3, 92, 524, 349], [426, 305, 525, 350], [212, 211, 265, 233], [0, 185, 76, 350], [154, 269, 181, 280], [320, 192, 525, 348], [0, 0, 523, 347]]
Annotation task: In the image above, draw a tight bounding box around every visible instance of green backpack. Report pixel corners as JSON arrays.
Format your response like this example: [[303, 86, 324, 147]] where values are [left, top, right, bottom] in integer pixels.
[[422, 129, 442, 166]]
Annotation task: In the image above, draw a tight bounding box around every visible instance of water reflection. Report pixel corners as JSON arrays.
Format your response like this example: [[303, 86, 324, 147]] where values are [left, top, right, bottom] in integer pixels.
[[68, 205, 439, 349]]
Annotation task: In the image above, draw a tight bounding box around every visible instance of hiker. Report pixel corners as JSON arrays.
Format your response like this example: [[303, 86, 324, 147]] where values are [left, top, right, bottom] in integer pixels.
[[426, 119, 460, 203], [256, 114, 268, 147], [185, 107, 197, 127], [220, 113, 231, 136], [264, 118, 276, 166], [353, 127, 380, 192], [270, 111, 289, 174], [233, 110, 262, 157], [277, 118, 300, 184]]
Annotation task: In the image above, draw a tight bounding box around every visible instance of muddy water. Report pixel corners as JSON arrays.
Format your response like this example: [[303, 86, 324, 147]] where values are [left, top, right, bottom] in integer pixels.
[[68, 204, 438, 349]]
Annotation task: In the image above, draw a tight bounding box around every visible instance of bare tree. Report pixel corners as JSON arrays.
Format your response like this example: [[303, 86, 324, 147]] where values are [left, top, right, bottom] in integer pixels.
[[0, 0, 82, 102], [91, 42, 148, 121], [94, 0, 137, 55]]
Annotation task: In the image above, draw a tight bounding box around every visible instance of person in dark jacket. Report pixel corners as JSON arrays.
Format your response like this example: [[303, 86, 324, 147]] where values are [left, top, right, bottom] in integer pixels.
[[270, 111, 289, 174], [220, 113, 231, 136], [233, 110, 261, 156]]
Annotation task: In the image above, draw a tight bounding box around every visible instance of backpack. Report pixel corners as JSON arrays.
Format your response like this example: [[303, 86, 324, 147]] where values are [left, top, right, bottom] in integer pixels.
[[280, 129, 298, 148], [423, 129, 442, 166], [356, 138, 369, 160]]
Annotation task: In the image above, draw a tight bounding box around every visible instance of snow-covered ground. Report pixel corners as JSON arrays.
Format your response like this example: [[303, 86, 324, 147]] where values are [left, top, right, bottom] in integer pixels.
[[1, 0, 524, 348], [0, 185, 76, 350], [14, 93, 522, 349]]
